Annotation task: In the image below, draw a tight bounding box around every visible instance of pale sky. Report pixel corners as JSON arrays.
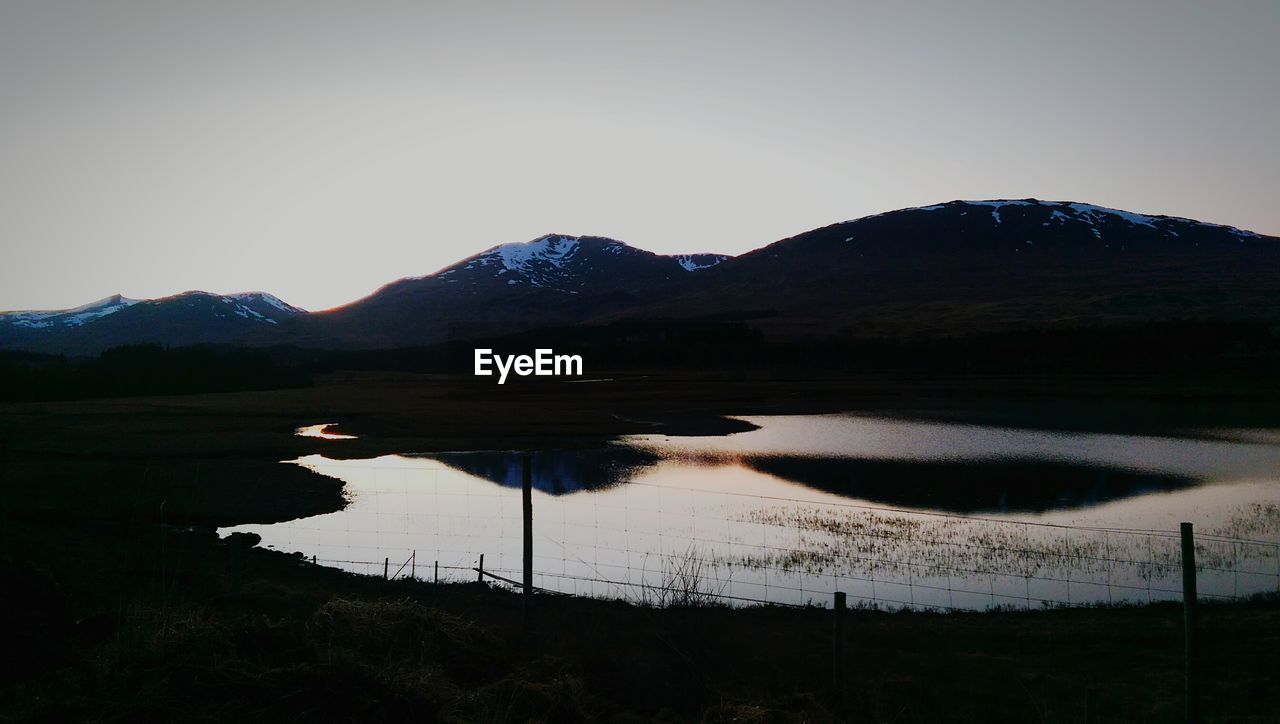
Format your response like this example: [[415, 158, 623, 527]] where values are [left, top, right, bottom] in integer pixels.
[[2, 1, 1277, 312]]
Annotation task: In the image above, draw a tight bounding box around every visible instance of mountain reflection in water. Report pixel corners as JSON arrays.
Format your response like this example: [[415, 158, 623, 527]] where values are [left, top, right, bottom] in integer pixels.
[[425, 448, 1195, 513], [427, 448, 658, 495]]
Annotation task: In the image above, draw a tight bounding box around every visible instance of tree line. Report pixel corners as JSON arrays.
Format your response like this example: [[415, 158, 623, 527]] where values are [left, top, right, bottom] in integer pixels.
[[0, 345, 311, 402]]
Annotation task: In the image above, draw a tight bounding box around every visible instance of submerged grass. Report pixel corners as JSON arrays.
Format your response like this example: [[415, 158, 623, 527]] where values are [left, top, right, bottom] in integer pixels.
[[720, 505, 1280, 607]]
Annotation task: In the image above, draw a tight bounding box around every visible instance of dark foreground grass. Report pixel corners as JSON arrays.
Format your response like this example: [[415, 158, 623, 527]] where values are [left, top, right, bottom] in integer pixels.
[[2, 520, 1278, 723]]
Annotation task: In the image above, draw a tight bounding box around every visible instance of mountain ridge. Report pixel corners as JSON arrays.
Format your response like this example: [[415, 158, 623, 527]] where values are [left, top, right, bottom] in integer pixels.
[[3, 199, 1275, 355]]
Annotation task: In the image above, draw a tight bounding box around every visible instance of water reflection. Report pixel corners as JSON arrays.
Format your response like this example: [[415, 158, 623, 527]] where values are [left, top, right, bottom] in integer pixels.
[[296, 423, 357, 440], [291, 414, 1280, 513], [428, 448, 657, 495], [623, 414, 1280, 482], [739, 457, 1191, 513], [424, 448, 1194, 513]]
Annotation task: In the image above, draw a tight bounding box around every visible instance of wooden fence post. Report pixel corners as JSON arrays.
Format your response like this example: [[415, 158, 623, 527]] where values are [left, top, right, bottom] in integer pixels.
[[833, 591, 847, 707], [383, 557, 389, 580], [1181, 522, 1199, 724], [412, 550, 416, 580], [477, 553, 484, 583], [434, 560, 439, 584], [523, 453, 534, 631]]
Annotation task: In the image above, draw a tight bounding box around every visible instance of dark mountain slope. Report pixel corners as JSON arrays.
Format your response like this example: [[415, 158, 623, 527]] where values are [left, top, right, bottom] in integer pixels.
[[273, 235, 727, 348], [633, 199, 1279, 338]]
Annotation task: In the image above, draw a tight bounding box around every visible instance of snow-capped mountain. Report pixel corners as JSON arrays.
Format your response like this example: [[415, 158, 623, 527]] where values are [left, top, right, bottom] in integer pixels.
[[287, 235, 731, 348], [846, 199, 1260, 244], [2, 200, 1275, 354], [0, 294, 141, 330], [0, 290, 305, 354], [223, 292, 307, 320], [647, 198, 1278, 338], [429, 234, 727, 291]]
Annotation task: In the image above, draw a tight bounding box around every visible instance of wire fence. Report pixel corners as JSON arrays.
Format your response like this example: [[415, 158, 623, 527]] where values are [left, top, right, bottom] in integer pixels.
[[224, 458, 1280, 611]]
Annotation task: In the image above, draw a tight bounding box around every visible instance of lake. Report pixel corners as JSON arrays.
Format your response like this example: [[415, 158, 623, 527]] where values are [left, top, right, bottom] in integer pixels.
[[221, 414, 1280, 609]]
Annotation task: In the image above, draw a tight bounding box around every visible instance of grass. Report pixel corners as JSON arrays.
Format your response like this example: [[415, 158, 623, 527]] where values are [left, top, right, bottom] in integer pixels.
[[634, 545, 730, 608], [730, 505, 1280, 590], [4, 509, 1280, 722], [3, 521, 1278, 722]]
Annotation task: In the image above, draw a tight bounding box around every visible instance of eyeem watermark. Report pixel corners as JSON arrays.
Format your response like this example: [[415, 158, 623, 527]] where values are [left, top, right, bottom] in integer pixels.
[[474, 348, 583, 384]]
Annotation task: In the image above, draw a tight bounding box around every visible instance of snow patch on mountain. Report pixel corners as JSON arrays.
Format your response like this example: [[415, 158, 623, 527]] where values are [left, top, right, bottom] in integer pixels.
[[1057, 202, 1156, 229], [492, 235, 581, 272], [227, 291, 304, 314], [219, 296, 269, 322], [955, 200, 1037, 224], [673, 254, 729, 272], [166, 291, 288, 325], [442, 235, 591, 287]]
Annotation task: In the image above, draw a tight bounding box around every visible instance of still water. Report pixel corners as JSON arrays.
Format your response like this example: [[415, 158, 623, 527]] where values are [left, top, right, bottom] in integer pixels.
[[222, 415, 1280, 609]]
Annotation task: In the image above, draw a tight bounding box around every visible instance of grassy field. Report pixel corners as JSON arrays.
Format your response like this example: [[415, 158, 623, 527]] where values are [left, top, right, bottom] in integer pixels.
[[3, 519, 1277, 722], [2, 370, 1279, 721]]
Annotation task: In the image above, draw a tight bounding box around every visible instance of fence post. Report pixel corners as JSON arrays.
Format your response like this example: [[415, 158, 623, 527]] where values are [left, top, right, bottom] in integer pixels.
[[412, 550, 416, 580], [384, 557, 389, 581], [434, 560, 439, 584], [229, 536, 242, 594], [833, 591, 847, 707], [1181, 522, 1199, 724], [523, 453, 534, 632], [477, 553, 484, 583]]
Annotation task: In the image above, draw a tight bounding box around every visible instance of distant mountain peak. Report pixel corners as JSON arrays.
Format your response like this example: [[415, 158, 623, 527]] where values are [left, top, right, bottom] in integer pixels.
[[427, 234, 672, 292], [849, 199, 1261, 239], [0, 289, 305, 351], [226, 291, 307, 314], [0, 294, 140, 329], [487, 234, 584, 273], [429, 234, 730, 287], [66, 293, 138, 313]]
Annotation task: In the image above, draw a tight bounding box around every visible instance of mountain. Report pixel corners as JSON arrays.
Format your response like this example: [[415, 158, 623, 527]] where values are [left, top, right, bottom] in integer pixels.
[[279, 201, 1276, 350], [428, 234, 725, 292], [225, 292, 306, 320], [634, 199, 1279, 338], [0, 291, 304, 355], [2, 200, 1275, 356], [274, 235, 729, 348], [0, 294, 141, 331]]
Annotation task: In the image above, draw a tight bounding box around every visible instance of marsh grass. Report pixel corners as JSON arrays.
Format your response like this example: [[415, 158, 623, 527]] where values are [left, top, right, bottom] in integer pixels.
[[635, 545, 729, 608], [707, 505, 1280, 608], [1211, 501, 1280, 540]]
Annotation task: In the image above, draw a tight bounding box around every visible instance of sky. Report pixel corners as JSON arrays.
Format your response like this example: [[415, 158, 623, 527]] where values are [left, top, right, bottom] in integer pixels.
[[1, 1, 1277, 312]]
